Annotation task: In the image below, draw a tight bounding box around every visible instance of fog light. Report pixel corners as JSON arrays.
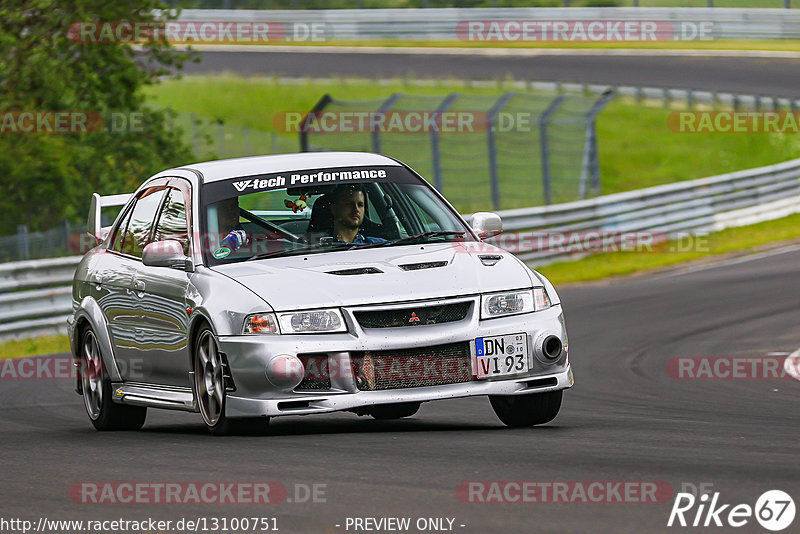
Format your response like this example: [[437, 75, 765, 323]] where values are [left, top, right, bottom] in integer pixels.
[[265, 354, 305, 389]]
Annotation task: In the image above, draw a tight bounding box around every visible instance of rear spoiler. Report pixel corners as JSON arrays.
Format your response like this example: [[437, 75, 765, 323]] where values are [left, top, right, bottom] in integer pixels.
[[87, 192, 133, 241]]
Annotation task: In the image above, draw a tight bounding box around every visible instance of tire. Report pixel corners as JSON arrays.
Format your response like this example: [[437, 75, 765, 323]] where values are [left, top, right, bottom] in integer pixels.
[[489, 390, 563, 427], [80, 328, 146, 431], [193, 325, 270, 436], [367, 402, 421, 420]]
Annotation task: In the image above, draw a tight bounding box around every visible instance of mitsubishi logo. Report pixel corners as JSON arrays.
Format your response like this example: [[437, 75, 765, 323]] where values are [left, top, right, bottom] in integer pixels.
[[409, 312, 421, 323]]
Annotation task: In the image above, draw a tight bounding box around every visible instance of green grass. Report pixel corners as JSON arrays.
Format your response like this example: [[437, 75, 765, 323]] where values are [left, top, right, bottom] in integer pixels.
[[0, 335, 70, 360], [538, 212, 800, 285], [145, 75, 800, 210]]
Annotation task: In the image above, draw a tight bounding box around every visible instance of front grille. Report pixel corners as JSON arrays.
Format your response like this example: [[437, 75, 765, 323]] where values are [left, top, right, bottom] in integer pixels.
[[354, 301, 470, 329], [351, 342, 473, 391], [296, 355, 331, 390]]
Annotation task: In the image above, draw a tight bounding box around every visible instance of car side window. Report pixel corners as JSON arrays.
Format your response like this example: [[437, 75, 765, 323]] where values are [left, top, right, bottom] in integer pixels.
[[153, 188, 190, 255], [124, 187, 167, 258], [109, 204, 135, 253]]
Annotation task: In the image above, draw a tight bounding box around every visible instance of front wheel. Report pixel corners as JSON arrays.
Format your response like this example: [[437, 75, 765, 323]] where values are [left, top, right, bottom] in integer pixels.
[[489, 390, 562, 427], [80, 328, 146, 431], [194, 326, 270, 436]]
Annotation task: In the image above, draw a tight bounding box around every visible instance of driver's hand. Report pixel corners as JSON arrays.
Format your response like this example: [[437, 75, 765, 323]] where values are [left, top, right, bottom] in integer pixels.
[[221, 230, 249, 250]]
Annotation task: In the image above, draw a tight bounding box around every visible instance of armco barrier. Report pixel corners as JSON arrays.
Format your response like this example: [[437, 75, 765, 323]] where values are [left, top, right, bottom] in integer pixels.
[[176, 8, 800, 41], [2, 157, 800, 340]]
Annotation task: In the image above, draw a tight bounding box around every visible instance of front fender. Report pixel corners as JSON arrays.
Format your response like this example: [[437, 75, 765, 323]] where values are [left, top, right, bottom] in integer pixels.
[[72, 296, 123, 383]]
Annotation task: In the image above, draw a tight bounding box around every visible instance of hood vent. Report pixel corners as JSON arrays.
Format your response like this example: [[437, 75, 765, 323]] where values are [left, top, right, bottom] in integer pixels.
[[399, 261, 448, 271], [478, 255, 503, 266], [327, 267, 383, 276]]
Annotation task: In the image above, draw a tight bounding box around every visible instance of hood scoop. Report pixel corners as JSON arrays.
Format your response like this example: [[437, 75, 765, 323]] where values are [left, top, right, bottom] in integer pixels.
[[479, 255, 503, 266], [398, 261, 449, 271], [326, 267, 383, 276]]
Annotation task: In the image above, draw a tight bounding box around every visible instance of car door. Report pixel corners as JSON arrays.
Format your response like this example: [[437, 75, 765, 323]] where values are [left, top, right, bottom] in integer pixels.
[[104, 184, 169, 383], [131, 182, 193, 388]]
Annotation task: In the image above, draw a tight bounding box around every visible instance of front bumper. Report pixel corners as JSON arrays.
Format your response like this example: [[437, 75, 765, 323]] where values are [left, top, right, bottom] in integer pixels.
[[217, 297, 573, 418], [225, 365, 573, 417]]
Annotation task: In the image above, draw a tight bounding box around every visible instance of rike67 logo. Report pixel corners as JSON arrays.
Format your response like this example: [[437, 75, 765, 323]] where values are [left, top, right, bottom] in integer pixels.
[[668, 490, 795, 531]]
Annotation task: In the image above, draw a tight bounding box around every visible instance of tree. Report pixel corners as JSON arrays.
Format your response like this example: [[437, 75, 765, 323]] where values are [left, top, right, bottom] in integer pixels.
[[0, 0, 196, 234]]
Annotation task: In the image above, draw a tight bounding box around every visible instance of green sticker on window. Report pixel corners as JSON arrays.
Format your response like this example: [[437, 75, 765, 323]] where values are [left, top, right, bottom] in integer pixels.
[[213, 247, 231, 259]]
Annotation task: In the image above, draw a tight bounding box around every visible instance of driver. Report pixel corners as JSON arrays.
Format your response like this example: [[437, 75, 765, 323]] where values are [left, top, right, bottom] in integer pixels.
[[329, 185, 385, 244], [217, 197, 249, 253]]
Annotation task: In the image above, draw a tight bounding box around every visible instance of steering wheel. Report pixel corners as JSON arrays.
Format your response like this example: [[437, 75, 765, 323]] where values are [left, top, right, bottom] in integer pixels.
[[238, 209, 302, 242]]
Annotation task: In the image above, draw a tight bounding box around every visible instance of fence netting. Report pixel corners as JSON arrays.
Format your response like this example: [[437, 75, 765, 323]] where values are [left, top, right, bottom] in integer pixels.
[[303, 90, 613, 212]]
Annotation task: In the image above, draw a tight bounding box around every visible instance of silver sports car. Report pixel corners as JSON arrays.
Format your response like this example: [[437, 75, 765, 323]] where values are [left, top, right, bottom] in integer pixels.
[[68, 152, 573, 435]]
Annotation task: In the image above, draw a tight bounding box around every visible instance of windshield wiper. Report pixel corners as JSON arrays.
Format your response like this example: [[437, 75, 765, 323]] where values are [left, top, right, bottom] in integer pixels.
[[356, 231, 467, 250], [248, 241, 355, 261]]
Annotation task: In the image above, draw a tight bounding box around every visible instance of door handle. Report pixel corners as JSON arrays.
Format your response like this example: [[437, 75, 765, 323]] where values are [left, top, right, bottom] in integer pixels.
[[134, 280, 145, 291], [92, 274, 104, 287]]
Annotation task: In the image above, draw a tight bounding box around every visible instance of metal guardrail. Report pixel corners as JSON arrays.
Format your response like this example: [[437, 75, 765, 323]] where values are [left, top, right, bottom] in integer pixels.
[[178, 7, 800, 40], [3, 157, 800, 341], [0, 257, 80, 341], [488, 158, 800, 264]]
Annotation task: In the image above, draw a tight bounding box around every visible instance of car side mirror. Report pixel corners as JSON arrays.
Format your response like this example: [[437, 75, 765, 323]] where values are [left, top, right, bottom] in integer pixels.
[[471, 212, 503, 240], [142, 240, 192, 271]]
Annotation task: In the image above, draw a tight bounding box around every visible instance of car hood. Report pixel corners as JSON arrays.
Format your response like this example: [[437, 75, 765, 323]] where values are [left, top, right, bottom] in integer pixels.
[[211, 242, 535, 311]]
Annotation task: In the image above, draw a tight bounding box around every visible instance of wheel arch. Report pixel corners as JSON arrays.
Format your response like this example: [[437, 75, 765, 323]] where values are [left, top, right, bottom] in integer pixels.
[[72, 297, 123, 383]]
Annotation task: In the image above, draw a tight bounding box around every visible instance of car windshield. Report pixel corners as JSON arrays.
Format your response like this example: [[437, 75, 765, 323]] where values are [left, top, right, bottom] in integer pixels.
[[200, 164, 473, 265]]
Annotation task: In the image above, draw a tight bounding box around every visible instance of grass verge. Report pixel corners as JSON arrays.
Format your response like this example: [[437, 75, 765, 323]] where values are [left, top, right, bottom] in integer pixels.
[[538, 212, 800, 285], [0, 335, 70, 360]]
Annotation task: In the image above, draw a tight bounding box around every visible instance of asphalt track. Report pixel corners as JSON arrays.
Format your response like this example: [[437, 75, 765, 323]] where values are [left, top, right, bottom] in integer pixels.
[[185, 48, 800, 98], [2, 246, 799, 533]]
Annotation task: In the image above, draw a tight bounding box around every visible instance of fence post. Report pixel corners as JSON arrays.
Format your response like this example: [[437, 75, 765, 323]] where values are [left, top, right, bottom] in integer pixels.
[[243, 127, 250, 155], [17, 225, 29, 261], [430, 93, 459, 193], [62, 220, 70, 255], [580, 90, 616, 199], [486, 92, 515, 211], [539, 95, 566, 206], [191, 113, 198, 155], [372, 93, 400, 154], [300, 94, 333, 152], [217, 122, 225, 157]]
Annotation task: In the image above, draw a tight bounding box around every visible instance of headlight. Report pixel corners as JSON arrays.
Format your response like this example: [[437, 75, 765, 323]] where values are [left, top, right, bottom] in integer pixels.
[[277, 308, 347, 334], [533, 287, 551, 311], [243, 313, 279, 335], [481, 288, 550, 319]]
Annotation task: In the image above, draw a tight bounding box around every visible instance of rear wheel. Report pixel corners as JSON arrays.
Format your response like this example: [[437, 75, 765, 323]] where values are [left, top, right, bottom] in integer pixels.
[[489, 390, 562, 427], [367, 402, 420, 420], [80, 328, 146, 431], [194, 326, 270, 436]]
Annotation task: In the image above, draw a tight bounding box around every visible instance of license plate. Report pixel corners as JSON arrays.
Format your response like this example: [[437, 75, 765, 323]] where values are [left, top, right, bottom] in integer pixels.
[[472, 333, 529, 379]]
